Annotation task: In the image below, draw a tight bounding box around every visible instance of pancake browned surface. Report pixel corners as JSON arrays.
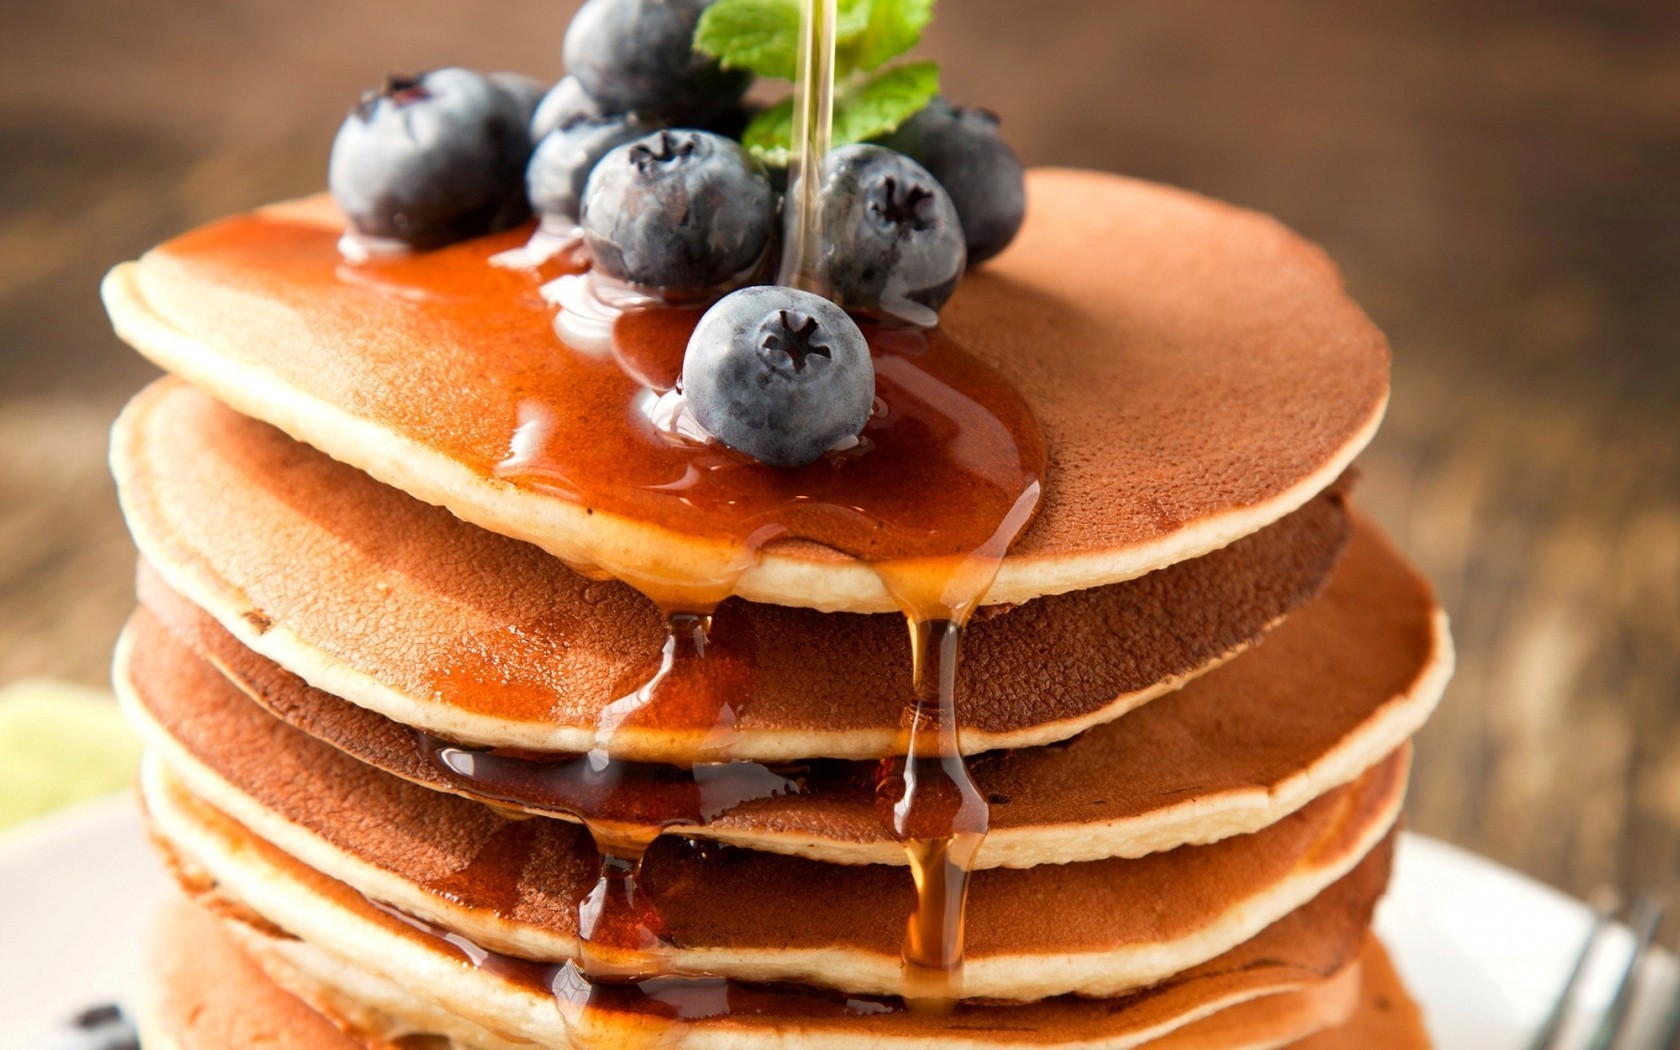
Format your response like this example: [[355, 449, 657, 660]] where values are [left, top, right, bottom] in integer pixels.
[[113, 378, 1354, 759], [103, 171, 1389, 611], [133, 664, 1406, 999], [123, 497, 1443, 867], [143, 757, 1396, 1048]]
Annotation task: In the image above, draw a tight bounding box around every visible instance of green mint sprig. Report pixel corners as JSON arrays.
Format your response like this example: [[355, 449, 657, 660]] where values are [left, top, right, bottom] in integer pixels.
[[694, 0, 940, 166]]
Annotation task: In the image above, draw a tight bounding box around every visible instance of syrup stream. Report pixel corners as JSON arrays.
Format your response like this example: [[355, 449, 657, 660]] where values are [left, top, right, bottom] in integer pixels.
[[777, 0, 838, 294]]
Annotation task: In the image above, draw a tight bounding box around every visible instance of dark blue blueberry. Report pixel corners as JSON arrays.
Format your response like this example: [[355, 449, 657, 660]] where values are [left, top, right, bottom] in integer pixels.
[[562, 0, 749, 123], [528, 116, 650, 231], [683, 286, 875, 467], [530, 75, 608, 140], [878, 98, 1026, 264], [581, 129, 774, 290], [329, 68, 534, 249], [702, 98, 761, 142], [491, 72, 548, 133], [40, 1003, 139, 1050], [801, 144, 966, 324]]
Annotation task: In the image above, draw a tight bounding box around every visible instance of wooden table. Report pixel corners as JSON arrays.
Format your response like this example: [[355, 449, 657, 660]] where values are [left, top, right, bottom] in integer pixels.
[[3, 0, 1676, 929]]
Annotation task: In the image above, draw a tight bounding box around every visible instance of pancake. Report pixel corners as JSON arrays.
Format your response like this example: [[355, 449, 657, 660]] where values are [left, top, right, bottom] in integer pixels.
[[113, 377, 1354, 760], [121, 503, 1446, 867], [235, 933, 1367, 1050], [142, 759, 1394, 1046], [137, 896, 362, 1050], [102, 171, 1390, 613], [135, 732, 1404, 1001], [1292, 940, 1431, 1049], [140, 897, 1376, 1050], [140, 899, 1424, 1050]]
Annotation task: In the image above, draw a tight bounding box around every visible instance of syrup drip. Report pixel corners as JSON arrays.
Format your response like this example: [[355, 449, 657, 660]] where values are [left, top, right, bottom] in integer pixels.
[[880, 619, 989, 1009]]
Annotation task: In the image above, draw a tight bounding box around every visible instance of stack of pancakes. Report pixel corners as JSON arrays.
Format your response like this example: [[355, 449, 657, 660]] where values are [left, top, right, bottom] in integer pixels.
[[103, 169, 1448, 1048]]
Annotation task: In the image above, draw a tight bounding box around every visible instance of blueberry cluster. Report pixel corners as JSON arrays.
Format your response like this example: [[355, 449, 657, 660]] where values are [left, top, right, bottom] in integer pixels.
[[328, 0, 1028, 467]]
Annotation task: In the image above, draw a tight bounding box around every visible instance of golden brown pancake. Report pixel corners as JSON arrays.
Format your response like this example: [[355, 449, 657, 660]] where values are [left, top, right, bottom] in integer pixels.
[[142, 898, 1413, 1050], [122, 502, 1445, 867], [135, 722, 1404, 1001], [113, 378, 1355, 760], [138, 896, 363, 1050], [102, 171, 1389, 612], [245, 936, 1363, 1050], [143, 762, 1396, 1047], [1292, 940, 1431, 1049]]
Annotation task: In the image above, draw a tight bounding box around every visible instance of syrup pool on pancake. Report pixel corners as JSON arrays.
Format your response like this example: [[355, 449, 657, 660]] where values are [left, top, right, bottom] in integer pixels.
[[316, 0, 1039, 1030]]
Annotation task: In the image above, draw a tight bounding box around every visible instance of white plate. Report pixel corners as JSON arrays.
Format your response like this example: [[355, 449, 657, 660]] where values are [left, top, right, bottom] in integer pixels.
[[0, 804, 1672, 1049]]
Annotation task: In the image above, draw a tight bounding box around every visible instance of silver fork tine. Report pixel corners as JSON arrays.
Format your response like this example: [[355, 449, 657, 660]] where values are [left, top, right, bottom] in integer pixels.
[[1585, 893, 1665, 1050], [1529, 898, 1618, 1050]]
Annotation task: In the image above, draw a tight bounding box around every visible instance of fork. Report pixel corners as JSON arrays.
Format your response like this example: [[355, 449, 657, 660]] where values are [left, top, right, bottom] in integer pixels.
[[1528, 893, 1671, 1050]]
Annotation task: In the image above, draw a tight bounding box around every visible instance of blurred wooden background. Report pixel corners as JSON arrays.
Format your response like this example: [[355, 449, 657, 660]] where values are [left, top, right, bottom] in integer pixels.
[[2, 1, 1676, 921]]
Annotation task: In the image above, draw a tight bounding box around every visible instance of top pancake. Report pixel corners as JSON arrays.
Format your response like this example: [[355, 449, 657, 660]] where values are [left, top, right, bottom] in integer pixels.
[[103, 170, 1390, 613]]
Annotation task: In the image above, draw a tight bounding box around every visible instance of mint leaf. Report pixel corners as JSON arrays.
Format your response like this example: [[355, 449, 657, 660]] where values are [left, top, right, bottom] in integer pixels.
[[697, 0, 934, 82], [835, 60, 939, 142], [695, 0, 802, 80], [743, 60, 939, 166], [835, 0, 874, 42], [839, 0, 935, 72]]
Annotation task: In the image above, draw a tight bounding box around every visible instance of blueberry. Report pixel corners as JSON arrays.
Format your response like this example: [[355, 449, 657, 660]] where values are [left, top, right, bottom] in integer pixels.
[[491, 72, 548, 132], [330, 68, 534, 250], [581, 130, 774, 291], [530, 75, 607, 140], [879, 98, 1026, 264], [563, 0, 749, 123], [528, 116, 650, 232], [800, 144, 966, 324], [682, 287, 875, 467]]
